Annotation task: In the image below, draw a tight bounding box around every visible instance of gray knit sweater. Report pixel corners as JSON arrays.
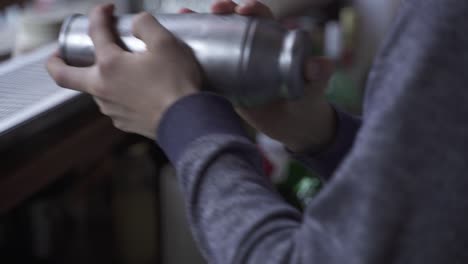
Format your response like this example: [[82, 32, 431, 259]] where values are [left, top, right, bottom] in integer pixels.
[[158, 0, 468, 263]]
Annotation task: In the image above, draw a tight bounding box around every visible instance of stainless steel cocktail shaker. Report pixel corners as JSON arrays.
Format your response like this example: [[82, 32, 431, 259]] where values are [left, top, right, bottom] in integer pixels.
[[59, 13, 311, 106]]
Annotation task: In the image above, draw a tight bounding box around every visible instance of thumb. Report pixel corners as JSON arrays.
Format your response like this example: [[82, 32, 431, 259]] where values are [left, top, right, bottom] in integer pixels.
[[304, 57, 335, 82]]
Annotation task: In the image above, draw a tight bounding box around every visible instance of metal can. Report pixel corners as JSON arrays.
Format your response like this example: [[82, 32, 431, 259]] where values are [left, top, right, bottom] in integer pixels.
[[59, 13, 311, 106]]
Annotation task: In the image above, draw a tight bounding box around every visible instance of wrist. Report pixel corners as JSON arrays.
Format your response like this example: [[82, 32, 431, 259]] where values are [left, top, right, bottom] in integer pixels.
[[161, 80, 199, 110], [284, 100, 337, 153]]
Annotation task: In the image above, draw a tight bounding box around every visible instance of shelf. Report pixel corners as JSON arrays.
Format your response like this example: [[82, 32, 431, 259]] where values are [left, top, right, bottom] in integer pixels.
[[0, 96, 126, 213]]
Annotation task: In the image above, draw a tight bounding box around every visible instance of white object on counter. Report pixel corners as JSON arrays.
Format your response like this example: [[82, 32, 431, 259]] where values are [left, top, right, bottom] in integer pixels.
[[13, 0, 107, 56], [0, 5, 20, 60], [14, 11, 65, 55]]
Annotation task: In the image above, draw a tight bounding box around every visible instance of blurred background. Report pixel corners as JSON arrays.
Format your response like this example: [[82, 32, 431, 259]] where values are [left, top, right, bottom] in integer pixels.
[[0, 0, 400, 263]]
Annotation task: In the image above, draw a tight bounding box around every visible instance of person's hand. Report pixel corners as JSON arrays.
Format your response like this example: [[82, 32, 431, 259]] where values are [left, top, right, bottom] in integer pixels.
[[47, 4, 201, 139], [183, 0, 336, 152]]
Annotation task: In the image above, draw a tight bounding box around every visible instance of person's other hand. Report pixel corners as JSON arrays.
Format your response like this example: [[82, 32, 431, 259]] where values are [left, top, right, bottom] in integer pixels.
[[182, 0, 336, 152], [47, 4, 201, 139]]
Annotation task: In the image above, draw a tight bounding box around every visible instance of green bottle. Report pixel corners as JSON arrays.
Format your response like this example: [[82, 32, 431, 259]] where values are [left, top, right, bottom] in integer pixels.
[[276, 160, 322, 210]]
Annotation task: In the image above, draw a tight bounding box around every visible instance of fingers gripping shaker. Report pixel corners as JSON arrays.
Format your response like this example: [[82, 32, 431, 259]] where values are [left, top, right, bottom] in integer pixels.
[[59, 14, 312, 106]]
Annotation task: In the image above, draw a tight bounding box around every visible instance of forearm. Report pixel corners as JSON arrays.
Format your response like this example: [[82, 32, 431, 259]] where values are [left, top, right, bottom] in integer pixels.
[[176, 135, 303, 263], [162, 106, 406, 264], [157, 94, 388, 264], [157, 94, 306, 262]]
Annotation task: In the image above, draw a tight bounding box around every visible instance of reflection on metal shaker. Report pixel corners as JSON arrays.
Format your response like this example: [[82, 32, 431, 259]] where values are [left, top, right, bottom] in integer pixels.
[[59, 14, 312, 106]]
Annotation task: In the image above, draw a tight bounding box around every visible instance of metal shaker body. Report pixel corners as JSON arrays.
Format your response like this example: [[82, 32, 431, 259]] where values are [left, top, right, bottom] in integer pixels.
[[59, 14, 310, 106]]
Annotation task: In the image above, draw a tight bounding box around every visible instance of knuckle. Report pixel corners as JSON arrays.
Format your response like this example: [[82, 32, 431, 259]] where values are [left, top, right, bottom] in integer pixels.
[[88, 23, 98, 37], [90, 5, 104, 21], [98, 53, 119, 74], [112, 120, 128, 132], [134, 12, 153, 26], [112, 119, 121, 129], [99, 105, 111, 116], [152, 33, 175, 49], [52, 68, 69, 88], [132, 12, 154, 34], [89, 10, 102, 33], [92, 83, 109, 98]]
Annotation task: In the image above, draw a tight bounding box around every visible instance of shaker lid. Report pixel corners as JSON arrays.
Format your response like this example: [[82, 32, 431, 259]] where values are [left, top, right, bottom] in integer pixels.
[[279, 29, 311, 100], [58, 14, 83, 65]]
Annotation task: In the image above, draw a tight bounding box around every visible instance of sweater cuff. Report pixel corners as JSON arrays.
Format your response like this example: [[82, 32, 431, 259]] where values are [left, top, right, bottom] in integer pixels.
[[157, 93, 248, 164]]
